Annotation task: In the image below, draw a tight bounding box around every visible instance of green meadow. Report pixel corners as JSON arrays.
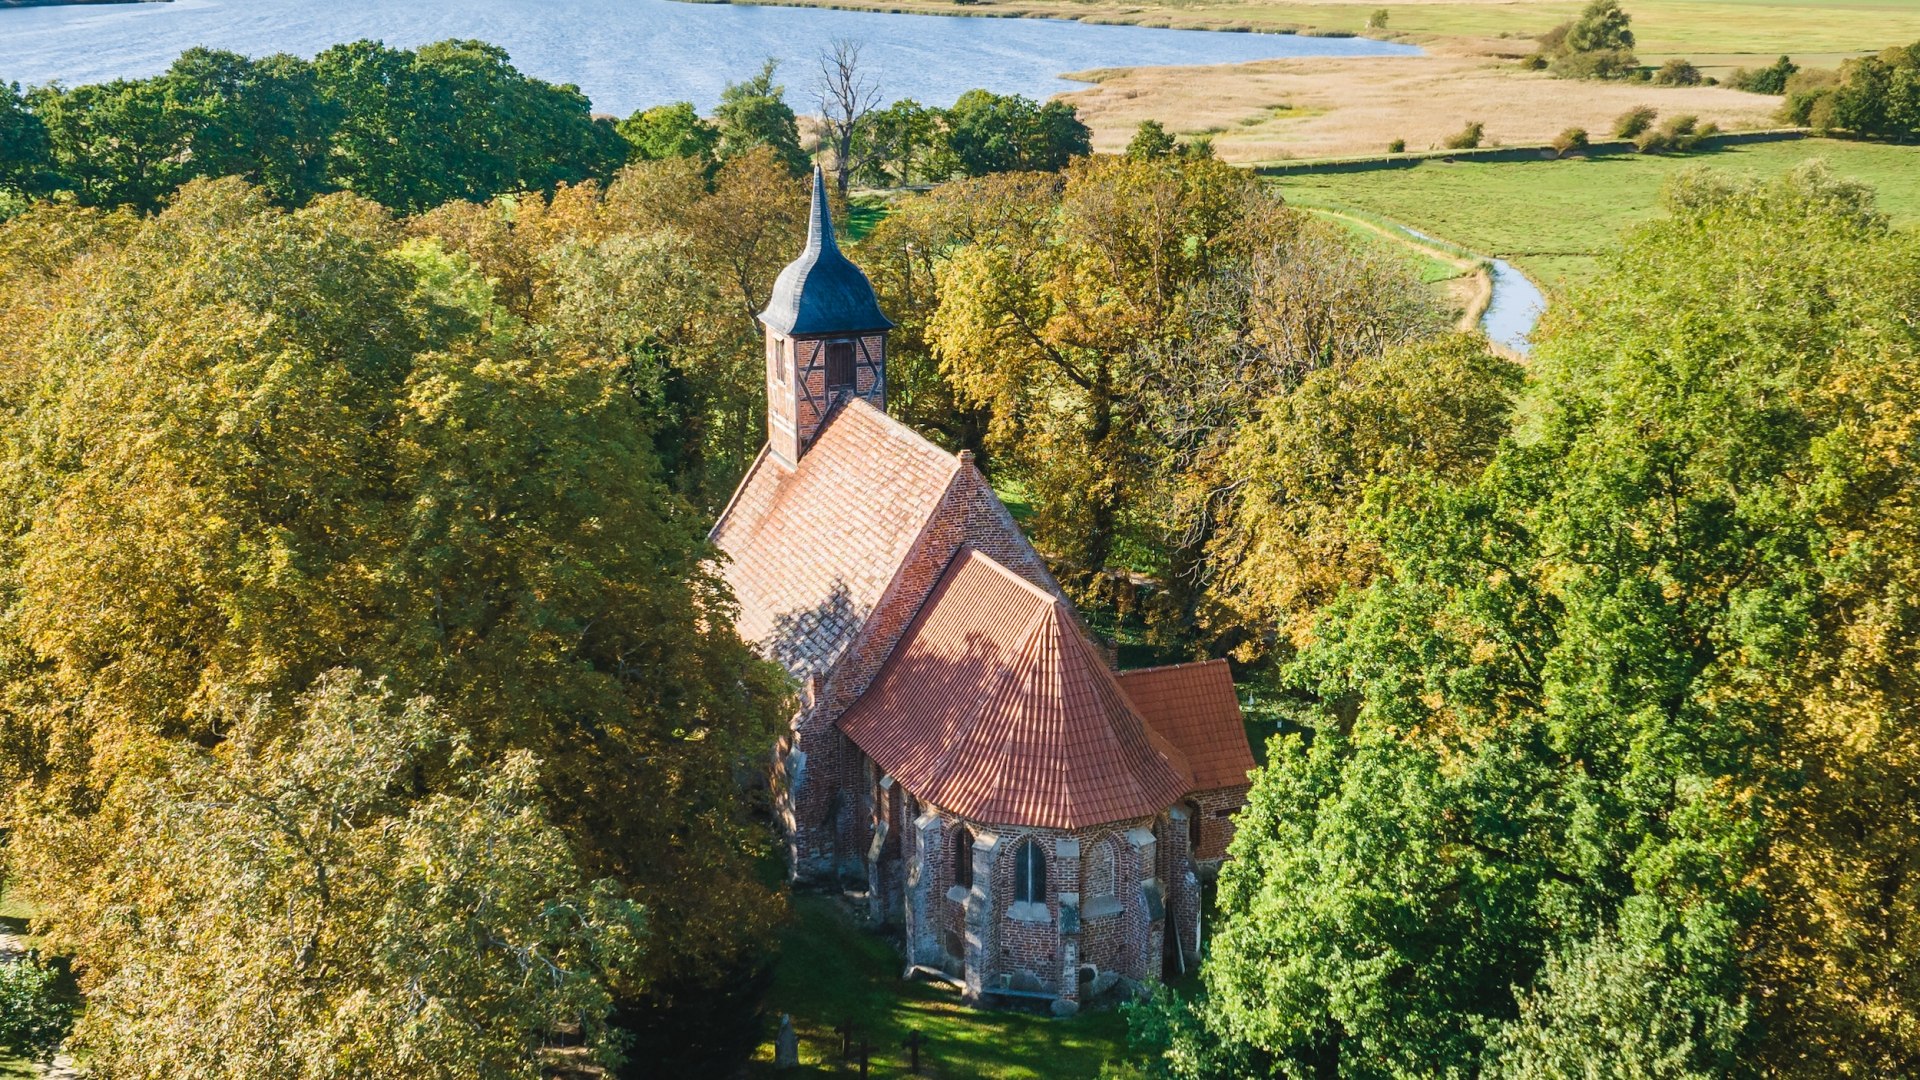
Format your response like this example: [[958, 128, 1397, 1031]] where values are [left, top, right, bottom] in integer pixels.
[[1277, 138, 1920, 291]]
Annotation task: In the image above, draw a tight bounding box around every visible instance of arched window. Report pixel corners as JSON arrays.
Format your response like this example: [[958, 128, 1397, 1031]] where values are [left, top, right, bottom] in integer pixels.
[[953, 824, 973, 889], [1012, 838, 1047, 905], [1185, 800, 1203, 852]]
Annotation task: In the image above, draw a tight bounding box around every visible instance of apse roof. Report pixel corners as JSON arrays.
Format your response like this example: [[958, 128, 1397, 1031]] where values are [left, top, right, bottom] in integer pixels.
[[759, 165, 894, 338], [839, 547, 1194, 829]]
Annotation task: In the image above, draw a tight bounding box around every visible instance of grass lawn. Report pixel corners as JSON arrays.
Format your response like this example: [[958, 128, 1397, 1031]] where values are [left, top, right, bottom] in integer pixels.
[[1277, 138, 1920, 291], [746, 892, 1133, 1079]]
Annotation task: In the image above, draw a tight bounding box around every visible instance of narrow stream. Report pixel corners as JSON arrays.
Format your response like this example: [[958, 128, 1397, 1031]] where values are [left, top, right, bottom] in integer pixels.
[[1480, 258, 1547, 356], [1400, 225, 1546, 355]]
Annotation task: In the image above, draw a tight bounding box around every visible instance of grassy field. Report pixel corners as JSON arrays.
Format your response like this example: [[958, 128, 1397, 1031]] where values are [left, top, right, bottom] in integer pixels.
[[1277, 138, 1920, 290], [746, 892, 1132, 1079]]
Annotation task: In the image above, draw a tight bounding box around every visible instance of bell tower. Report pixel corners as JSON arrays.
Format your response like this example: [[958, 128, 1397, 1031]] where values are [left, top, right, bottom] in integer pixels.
[[759, 166, 894, 465]]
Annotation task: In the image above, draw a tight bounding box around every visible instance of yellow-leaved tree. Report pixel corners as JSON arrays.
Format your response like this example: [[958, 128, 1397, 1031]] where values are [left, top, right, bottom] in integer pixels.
[[0, 177, 790, 1076]]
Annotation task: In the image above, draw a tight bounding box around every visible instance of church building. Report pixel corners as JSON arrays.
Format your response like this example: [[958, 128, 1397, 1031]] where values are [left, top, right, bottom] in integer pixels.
[[711, 169, 1256, 1013]]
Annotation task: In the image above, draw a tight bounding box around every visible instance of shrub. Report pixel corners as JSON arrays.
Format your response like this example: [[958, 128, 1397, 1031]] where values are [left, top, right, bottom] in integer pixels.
[[1634, 113, 1714, 153], [1367, 8, 1389, 28], [1551, 127, 1590, 156], [1613, 104, 1658, 138], [0, 956, 72, 1065], [1536, 21, 1572, 55], [1780, 67, 1840, 126], [1728, 54, 1797, 94], [1551, 48, 1639, 80], [1388, 138, 1406, 153], [1126, 119, 1178, 160], [1654, 58, 1702, 85], [1443, 120, 1485, 149], [1521, 54, 1549, 71]]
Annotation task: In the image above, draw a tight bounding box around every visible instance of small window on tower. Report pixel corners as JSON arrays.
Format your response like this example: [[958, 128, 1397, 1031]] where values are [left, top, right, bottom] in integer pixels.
[[825, 341, 856, 390]]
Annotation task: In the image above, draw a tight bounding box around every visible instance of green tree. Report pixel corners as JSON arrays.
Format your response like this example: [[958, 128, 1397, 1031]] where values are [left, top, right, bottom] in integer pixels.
[[0, 955, 71, 1065], [17, 672, 644, 1079], [0, 177, 790, 1066], [1547, 0, 1638, 79], [617, 101, 719, 164], [1729, 54, 1797, 95], [1565, 0, 1634, 54], [0, 81, 53, 197], [1169, 161, 1920, 1078], [165, 48, 338, 205], [314, 39, 625, 212], [28, 75, 191, 209], [1125, 119, 1179, 160], [713, 58, 808, 176], [854, 97, 937, 185], [941, 89, 1091, 176]]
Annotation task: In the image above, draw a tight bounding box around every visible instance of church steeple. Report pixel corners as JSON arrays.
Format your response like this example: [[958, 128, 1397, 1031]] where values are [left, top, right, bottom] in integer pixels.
[[759, 166, 893, 464]]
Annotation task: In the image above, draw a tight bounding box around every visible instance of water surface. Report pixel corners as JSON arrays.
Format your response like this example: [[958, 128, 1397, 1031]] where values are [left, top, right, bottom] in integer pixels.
[[1481, 258, 1547, 355], [0, 0, 1419, 112]]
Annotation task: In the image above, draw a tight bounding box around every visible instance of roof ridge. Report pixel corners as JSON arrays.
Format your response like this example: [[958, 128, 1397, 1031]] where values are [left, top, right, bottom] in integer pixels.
[[1115, 656, 1232, 677], [835, 398, 963, 469]]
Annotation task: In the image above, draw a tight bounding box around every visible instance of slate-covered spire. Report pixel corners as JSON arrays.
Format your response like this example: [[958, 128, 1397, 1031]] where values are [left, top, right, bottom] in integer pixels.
[[760, 165, 894, 337]]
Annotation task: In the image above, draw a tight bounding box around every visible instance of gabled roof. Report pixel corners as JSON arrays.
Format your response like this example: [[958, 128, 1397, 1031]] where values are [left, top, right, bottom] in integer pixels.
[[1116, 660, 1256, 792], [710, 397, 960, 680], [840, 548, 1193, 829], [759, 166, 894, 337]]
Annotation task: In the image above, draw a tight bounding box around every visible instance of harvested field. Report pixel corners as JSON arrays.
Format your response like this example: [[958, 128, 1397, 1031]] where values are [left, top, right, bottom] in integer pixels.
[[1062, 55, 1782, 163]]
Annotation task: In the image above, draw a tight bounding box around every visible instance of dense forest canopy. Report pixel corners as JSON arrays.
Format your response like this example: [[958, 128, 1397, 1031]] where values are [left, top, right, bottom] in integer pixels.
[[1122, 163, 1920, 1080], [0, 36, 1917, 1080], [0, 41, 1092, 217]]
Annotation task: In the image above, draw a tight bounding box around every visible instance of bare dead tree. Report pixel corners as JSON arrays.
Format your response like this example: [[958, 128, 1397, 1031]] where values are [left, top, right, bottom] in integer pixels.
[[817, 38, 881, 199]]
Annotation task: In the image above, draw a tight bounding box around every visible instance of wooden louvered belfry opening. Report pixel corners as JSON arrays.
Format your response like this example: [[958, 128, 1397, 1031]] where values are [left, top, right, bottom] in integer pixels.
[[825, 340, 855, 390]]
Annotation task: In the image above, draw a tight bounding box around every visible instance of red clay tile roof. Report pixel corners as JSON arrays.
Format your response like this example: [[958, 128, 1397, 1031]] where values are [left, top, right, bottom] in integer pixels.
[[840, 547, 1193, 829], [1116, 660, 1255, 792], [710, 399, 961, 680]]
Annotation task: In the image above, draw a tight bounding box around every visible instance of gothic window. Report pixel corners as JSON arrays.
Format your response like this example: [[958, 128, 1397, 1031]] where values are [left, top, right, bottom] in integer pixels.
[[1012, 838, 1047, 905], [825, 341, 855, 390], [1086, 837, 1116, 900], [1185, 800, 1203, 851], [953, 824, 973, 889]]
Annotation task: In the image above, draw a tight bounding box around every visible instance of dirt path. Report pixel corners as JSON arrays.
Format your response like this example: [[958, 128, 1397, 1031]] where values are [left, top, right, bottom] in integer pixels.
[[1302, 206, 1493, 331]]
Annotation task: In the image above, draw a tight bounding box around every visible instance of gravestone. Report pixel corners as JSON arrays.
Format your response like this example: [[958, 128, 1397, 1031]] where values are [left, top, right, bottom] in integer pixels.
[[774, 1013, 799, 1069]]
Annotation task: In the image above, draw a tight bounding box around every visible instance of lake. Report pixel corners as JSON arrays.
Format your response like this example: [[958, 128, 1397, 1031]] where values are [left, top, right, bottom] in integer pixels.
[[0, 0, 1418, 113]]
